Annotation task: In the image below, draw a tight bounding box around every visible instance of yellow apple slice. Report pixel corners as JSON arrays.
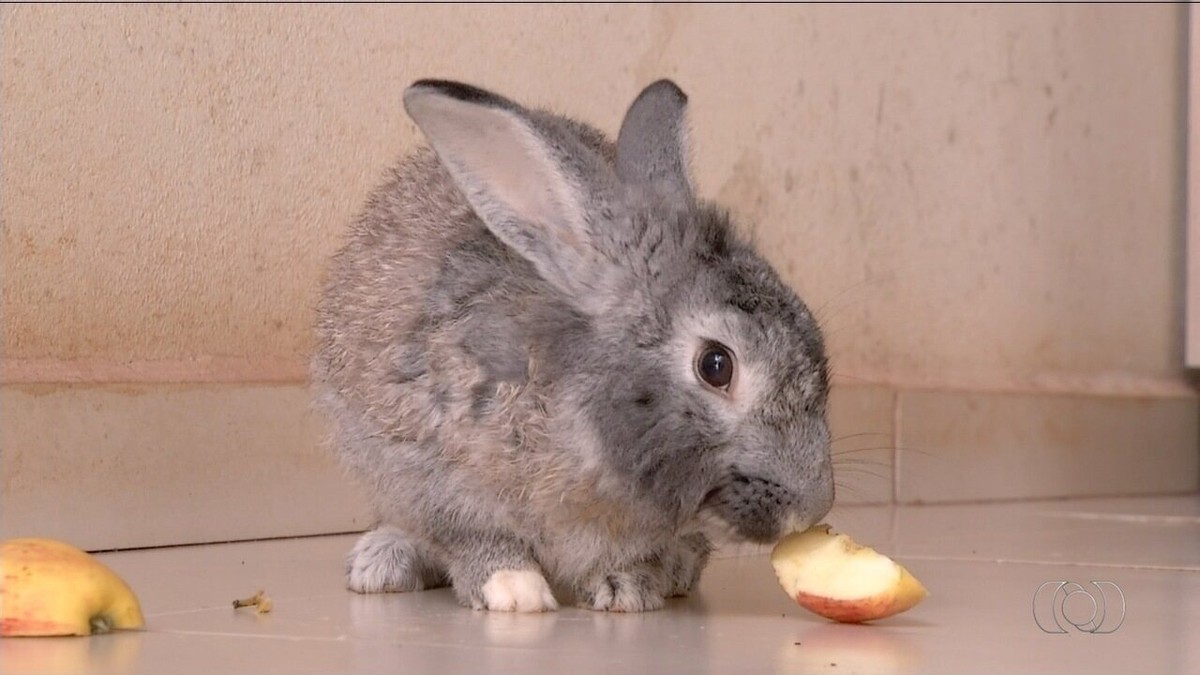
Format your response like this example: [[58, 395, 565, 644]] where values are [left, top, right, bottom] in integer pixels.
[[1, 538, 145, 636], [770, 525, 927, 623]]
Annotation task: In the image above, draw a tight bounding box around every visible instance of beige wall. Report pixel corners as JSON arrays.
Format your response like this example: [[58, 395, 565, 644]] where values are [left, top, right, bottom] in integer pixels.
[[3, 4, 1196, 549]]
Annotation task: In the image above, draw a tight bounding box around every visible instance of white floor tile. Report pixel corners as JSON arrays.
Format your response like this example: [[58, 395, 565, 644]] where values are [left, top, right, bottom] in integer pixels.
[[4, 495, 1196, 674]]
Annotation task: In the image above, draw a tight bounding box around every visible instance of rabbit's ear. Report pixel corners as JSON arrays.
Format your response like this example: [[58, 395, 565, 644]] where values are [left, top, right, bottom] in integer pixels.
[[616, 80, 692, 201], [404, 80, 613, 312]]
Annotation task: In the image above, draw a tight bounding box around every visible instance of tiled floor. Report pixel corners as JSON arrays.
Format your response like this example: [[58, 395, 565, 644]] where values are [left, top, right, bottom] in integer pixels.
[[4, 495, 1198, 675]]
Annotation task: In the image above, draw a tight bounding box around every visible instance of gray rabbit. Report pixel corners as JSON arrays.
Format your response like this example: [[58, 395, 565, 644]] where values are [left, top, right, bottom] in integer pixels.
[[312, 79, 834, 612]]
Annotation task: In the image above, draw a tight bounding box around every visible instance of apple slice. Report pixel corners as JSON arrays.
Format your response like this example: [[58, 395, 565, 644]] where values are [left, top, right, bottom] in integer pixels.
[[1, 538, 145, 637], [770, 525, 927, 623]]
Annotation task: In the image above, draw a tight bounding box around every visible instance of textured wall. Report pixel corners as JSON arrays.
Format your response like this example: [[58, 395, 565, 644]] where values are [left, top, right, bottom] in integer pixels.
[[2, 5, 1194, 548], [4, 4, 1189, 389]]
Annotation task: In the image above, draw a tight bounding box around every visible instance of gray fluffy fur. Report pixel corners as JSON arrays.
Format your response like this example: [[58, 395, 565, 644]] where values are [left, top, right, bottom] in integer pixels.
[[312, 79, 834, 612]]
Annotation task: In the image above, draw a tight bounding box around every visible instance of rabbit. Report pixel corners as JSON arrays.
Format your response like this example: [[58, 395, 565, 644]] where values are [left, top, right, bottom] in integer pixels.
[[312, 78, 835, 613]]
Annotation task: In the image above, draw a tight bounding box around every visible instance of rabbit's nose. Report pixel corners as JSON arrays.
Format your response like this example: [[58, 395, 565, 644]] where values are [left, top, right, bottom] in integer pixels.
[[779, 460, 834, 536], [805, 469, 835, 524]]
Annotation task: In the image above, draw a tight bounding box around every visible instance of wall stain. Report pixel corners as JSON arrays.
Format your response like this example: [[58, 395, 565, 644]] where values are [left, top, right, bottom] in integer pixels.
[[716, 148, 771, 242]]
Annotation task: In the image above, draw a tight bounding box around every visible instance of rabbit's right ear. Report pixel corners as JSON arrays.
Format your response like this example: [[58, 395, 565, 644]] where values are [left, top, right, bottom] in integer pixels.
[[616, 80, 692, 201], [404, 80, 616, 314]]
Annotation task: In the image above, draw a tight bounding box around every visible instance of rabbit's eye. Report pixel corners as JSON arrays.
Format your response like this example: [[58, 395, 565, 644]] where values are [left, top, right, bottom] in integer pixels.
[[696, 342, 735, 391]]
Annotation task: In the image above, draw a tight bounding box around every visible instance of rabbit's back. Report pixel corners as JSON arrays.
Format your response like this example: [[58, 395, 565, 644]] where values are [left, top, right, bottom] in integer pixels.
[[312, 122, 616, 496], [313, 147, 476, 446], [314, 114, 614, 441]]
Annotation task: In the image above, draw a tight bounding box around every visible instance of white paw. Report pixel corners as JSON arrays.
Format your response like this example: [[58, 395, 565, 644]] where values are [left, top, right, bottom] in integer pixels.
[[480, 569, 558, 612]]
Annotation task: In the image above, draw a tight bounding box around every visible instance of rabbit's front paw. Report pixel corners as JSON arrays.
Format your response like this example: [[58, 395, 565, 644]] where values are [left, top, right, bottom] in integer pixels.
[[583, 569, 667, 612], [663, 533, 712, 597], [346, 526, 446, 593], [478, 569, 559, 612]]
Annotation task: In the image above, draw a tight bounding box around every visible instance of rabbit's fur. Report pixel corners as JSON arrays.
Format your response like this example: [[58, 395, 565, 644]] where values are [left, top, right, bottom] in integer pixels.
[[312, 80, 834, 612]]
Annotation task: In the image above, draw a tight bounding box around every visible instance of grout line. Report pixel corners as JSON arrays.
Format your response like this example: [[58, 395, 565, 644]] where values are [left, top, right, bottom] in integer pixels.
[[830, 372, 1200, 399], [2, 357, 308, 385], [148, 629, 351, 643], [90, 530, 366, 555], [146, 606, 247, 619], [890, 489, 1200, 508], [891, 389, 900, 505], [145, 593, 356, 619], [889, 388, 902, 551], [150, 627, 591, 653], [897, 554, 1200, 573], [594, 545, 1200, 573], [1034, 512, 1200, 525], [798, 492, 1199, 512]]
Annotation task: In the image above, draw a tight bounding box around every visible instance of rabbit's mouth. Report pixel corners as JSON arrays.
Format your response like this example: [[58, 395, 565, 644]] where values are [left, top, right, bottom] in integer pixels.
[[696, 477, 775, 544], [698, 473, 824, 544]]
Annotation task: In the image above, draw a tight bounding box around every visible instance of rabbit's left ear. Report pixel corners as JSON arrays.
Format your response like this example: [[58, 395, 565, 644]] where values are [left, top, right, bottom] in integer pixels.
[[404, 80, 620, 315], [616, 80, 693, 201]]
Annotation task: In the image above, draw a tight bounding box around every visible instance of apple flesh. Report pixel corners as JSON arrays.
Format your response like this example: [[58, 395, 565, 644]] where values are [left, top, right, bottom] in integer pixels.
[[1, 538, 145, 637], [770, 525, 927, 623]]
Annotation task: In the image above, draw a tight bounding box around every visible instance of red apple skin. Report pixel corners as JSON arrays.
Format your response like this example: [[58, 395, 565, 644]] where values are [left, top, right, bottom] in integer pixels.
[[1, 617, 78, 637], [793, 591, 902, 623], [789, 567, 926, 623]]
